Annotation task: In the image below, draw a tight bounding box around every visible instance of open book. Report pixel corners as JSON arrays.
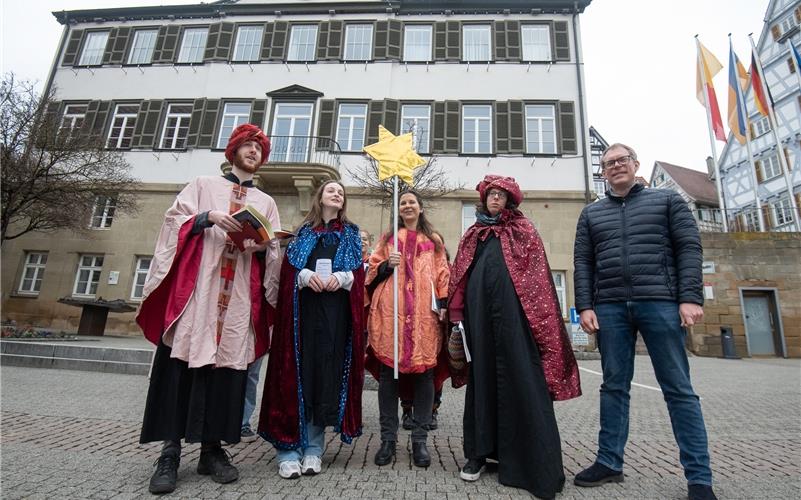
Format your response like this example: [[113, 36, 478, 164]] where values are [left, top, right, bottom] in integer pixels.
[[228, 205, 294, 251]]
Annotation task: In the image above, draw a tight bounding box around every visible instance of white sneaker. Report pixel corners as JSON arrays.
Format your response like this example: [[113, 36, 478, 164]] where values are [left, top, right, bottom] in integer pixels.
[[301, 455, 322, 475], [278, 460, 301, 479]]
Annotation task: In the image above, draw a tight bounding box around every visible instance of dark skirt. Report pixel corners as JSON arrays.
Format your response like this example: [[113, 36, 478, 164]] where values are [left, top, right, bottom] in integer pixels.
[[140, 341, 247, 445], [463, 235, 565, 499]]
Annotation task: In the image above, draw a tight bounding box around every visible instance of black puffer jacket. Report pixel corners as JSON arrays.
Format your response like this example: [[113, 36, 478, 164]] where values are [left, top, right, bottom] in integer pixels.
[[573, 184, 703, 311]]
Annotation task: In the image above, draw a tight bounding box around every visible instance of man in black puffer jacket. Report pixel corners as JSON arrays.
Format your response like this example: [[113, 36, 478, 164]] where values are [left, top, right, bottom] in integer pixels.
[[572, 143, 716, 500]]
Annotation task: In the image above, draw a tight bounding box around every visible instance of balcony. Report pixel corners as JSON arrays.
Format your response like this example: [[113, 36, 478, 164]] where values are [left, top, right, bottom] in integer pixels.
[[256, 135, 342, 187]]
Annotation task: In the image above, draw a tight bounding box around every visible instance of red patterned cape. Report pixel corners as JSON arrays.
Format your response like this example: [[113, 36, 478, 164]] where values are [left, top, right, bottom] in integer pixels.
[[448, 209, 581, 401]]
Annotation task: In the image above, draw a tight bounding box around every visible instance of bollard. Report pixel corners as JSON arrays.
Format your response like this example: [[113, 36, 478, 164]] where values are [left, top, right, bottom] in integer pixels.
[[720, 326, 739, 359]]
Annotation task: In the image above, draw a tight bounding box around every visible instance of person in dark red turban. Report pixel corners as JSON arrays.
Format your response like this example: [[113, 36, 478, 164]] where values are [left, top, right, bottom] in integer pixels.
[[448, 174, 581, 499], [225, 123, 271, 166]]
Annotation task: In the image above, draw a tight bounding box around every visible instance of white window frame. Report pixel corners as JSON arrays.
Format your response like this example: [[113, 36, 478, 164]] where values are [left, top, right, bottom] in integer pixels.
[[18, 252, 48, 295], [106, 104, 138, 149], [403, 25, 432, 62], [336, 103, 368, 152], [159, 103, 193, 150], [761, 154, 782, 181], [270, 102, 314, 162], [743, 206, 760, 231], [521, 24, 551, 62], [60, 104, 88, 134], [73, 255, 104, 297], [779, 15, 798, 35], [461, 105, 493, 154], [401, 104, 431, 154], [90, 195, 116, 229], [131, 256, 152, 300], [753, 116, 771, 136], [551, 271, 567, 317], [462, 25, 491, 62], [772, 197, 795, 227], [593, 178, 607, 198], [177, 27, 208, 63], [287, 25, 318, 62], [232, 25, 263, 62], [217, 103, 252, 149], [344, 24, 373, 61], [78, 31, 109, 66], [127, 29, 158, 65], [461, 203, 477, 234], [525, 104, 557, 154]]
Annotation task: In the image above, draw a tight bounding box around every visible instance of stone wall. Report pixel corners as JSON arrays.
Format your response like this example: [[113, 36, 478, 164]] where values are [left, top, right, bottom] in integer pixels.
[[691, 232, 801, 358]]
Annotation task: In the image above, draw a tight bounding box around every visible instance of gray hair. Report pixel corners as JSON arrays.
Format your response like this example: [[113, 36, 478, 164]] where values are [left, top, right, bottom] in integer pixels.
[[602, 143, 638, 162]]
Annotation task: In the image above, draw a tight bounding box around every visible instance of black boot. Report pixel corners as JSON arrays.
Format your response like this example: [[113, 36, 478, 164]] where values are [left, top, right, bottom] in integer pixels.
[[427, 409, 438, 430], [197, 443, 239, 484], [149, 453, 180, 494], [401, 408, 414, 430], [412, 442, 431, 467], [374, 440, 396, 466]]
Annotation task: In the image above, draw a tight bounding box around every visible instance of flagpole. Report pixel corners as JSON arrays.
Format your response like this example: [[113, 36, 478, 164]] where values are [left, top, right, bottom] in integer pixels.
[[730, 35, 765, 231], [696, 36, 729, 232], [392, 174, 399, 379], [749, 34, 800, 231]]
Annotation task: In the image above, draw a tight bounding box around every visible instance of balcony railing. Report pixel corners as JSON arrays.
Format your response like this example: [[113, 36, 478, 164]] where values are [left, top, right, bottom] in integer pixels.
[[268, 135, 342, 171], [694, 207, 801, 233]]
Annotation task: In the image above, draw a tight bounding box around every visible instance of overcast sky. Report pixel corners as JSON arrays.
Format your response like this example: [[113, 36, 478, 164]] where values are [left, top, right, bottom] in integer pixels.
[[1, 0, 768, 179]]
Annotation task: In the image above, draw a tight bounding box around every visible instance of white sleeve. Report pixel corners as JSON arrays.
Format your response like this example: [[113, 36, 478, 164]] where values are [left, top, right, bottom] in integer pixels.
[[297, 268, 314, 289], [333, 271, 354, 291]]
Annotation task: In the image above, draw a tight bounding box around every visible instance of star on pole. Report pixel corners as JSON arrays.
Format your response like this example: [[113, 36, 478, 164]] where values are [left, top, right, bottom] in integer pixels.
[[362, 125, 426, 186]]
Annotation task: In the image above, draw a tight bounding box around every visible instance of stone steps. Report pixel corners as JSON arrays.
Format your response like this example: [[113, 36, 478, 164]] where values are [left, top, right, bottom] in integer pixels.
[[0, 340, 153, 375]]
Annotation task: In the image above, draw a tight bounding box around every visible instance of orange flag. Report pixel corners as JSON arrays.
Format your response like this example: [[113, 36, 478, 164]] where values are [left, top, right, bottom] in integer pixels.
[[696, 40, 726, 141]]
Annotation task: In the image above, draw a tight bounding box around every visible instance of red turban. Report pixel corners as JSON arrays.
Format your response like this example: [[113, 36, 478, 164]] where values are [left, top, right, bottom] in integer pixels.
[[224, 123, 271, 165], [476, 175, 523, 206]]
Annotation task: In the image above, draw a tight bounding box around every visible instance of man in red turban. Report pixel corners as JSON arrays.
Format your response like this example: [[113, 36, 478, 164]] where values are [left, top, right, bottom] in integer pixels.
[[136, 123, 281, 494]]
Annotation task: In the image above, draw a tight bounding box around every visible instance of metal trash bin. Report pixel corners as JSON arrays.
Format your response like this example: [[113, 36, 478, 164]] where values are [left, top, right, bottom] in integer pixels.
[[720, 326, 739, 359]]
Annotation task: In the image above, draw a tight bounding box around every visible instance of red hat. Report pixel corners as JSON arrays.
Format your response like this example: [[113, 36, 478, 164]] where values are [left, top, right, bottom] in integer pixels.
[[224, 123, 271, 165], [476, 175, 523, 206]]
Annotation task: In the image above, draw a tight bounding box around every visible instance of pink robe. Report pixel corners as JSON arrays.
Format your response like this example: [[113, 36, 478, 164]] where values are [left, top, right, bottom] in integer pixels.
[[136, 176, 281, 370]]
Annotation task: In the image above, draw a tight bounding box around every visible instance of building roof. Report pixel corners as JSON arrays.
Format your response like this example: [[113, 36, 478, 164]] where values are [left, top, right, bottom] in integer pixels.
[[651, 161, 719, 206]]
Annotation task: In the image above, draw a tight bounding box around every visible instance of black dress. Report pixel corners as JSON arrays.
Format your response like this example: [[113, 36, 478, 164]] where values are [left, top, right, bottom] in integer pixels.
[[463, 234, 565, 499], [299, 235, 350, 427]]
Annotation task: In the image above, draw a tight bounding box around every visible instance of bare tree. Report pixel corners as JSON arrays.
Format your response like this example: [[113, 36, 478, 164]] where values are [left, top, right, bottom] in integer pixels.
[[1, 73, 140, 244]]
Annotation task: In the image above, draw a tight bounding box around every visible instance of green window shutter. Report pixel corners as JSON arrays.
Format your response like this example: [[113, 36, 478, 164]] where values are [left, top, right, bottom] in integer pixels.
[[317, 99, 336, 150], [91, 101, 112, 137], [384, 99, 400, 134], [317, 22, 330, 60], [62, 29, 84, 66], [198, 99, 222, 148], [374, 21, 389, 60], [446, 21, 461, 61], [434, 22, 447, 61], [260, 22, 274, 61], [250, 99, 267, 128], [270, 21, 289, 61], [216, 22, 235, 61], [387, 20, 402, 60], [104, 27, 132, 65], [204, 23, 221, 61], [506, 21, 521, 61], [432, 101, 446, 153], [82, 100, 100, 135], [367, 100, 386, 144], [327, 21, 343, 60], [558, 101, 577, 154], [494, 21, 507, 61], [553, 21, 570, 61], [153, 25, 180, 63], [445, 100, 460, 153], [132, 100, 163, 149], [508, 100, 525, 153], [186, 99, 205, 149], [495, 101, 510, 153]]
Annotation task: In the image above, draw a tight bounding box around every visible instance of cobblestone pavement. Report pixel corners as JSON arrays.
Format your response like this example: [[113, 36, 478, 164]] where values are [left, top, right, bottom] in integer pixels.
[[2, 356, 799, 499]]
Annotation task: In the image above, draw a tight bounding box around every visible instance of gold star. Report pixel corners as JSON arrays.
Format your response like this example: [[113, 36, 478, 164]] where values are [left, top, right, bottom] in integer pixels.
[[363, 125, 426, 186]]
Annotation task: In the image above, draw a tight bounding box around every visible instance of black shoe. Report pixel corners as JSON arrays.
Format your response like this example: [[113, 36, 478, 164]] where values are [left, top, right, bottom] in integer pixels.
[[402, 409, 414, 430], [427, 410, 438, 430], [459, 458, 486, 481], [688, 484, 718, 500], [197, 446, 239, 484], [574, 462, 624, 487], [374, 440, 396, 466], [149, 454, 179, 494], [412, 442, 431, 468]]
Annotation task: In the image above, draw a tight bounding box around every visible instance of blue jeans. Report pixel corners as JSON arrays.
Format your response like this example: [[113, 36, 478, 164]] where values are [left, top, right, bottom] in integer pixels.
[[276, 421, 325, 462], [241, 356, 264, 430], [594, 301, 712, 486]]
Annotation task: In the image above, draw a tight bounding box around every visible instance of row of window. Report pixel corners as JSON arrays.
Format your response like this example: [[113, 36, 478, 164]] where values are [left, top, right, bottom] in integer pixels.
[[736, 194, 799, 230], [67, 20, 562, 67], [18, 253, 151, 300], [59, 99, 564, 155]]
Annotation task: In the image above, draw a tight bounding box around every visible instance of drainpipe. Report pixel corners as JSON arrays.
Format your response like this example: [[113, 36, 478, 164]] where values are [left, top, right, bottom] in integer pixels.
[[572, 2, 592, 204]]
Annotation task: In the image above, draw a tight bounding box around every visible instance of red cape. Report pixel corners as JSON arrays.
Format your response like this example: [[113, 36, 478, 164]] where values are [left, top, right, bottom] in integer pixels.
[[448, 209, 581, 401]]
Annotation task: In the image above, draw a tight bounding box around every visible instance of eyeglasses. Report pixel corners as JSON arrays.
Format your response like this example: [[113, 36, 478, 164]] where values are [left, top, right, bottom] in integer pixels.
[[487, 190, 508, 199], [602, 155, 634, 170]]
